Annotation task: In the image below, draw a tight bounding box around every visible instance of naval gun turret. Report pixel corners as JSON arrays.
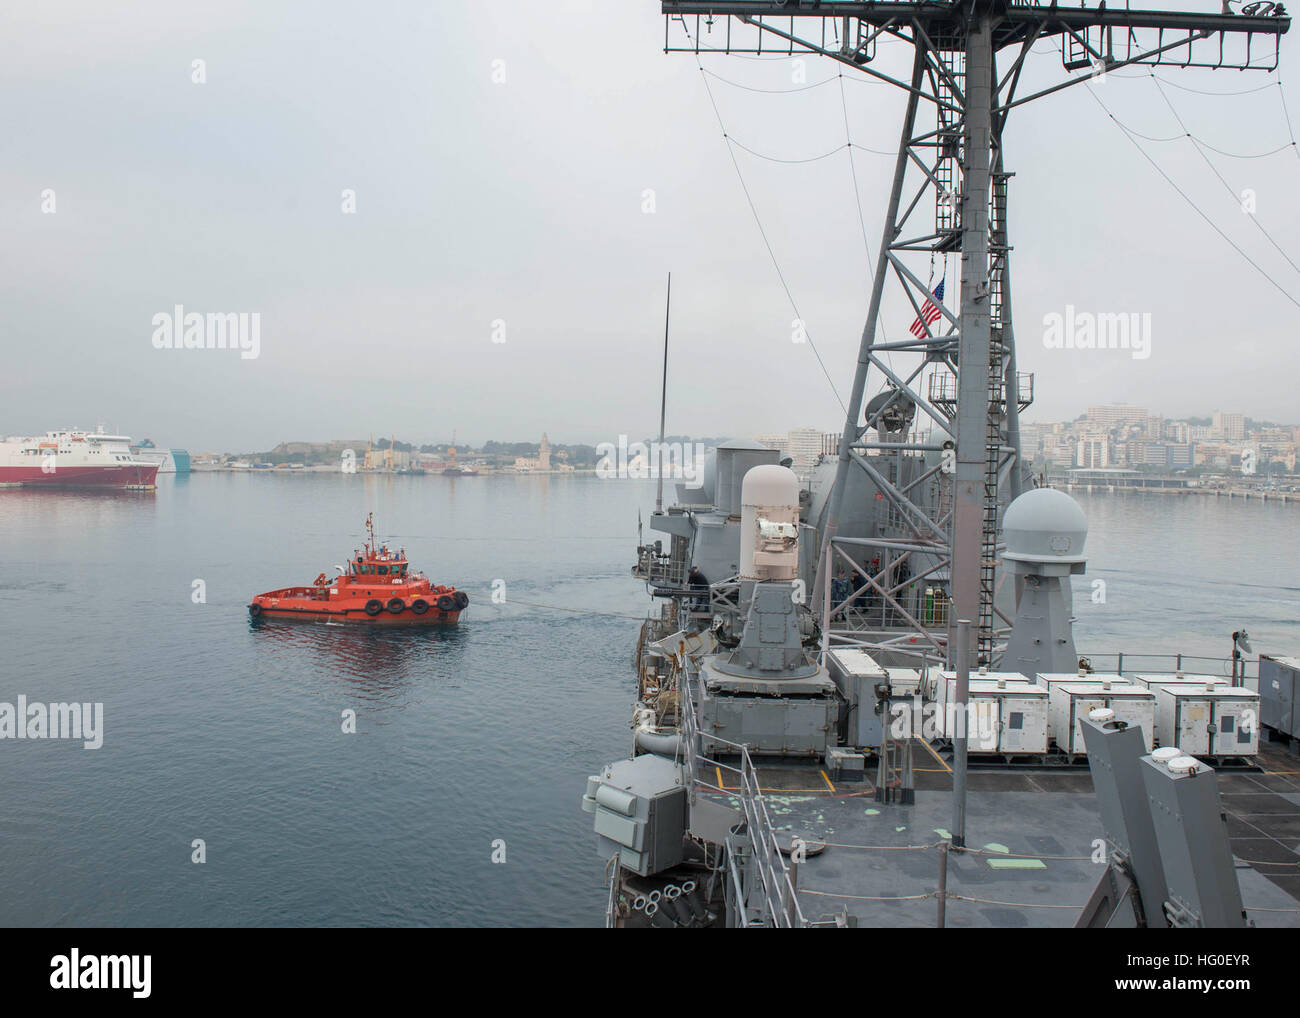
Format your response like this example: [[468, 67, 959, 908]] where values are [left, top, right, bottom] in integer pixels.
[[1000, 488, 1088, 677], [695, 465, 839, 758]]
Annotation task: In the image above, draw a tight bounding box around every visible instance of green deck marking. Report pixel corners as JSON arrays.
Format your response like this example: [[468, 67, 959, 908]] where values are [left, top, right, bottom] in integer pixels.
[[934, 827, 952, 839], [984, 843, 1010, 854], [987, 857, 1047, 870]]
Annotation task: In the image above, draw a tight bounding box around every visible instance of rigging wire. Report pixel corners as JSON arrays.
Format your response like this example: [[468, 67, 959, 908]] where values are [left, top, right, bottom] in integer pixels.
[[728, 137, 849, 164], [1099, 90, 1298, 154], [695, 58, 849, 414], [1273, 79, 1300, 165], [1093, 115, 1189, 144], [723, 134, 897, 162], [1081, 81, 1300, 311], [1051, 34, 1300, 311], [1193, 137, 1296, 159], [499, 598, 646, 622], [1155, 75, 1279, 97], [838, 70, 900, 397], [1150, 73, 1300, 279], [700, 67, 840, 94], [694, 46, 808, 62], [696, 52, 918, 421]]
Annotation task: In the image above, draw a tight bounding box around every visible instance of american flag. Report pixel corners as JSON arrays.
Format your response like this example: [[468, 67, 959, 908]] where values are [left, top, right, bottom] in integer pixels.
[[909, 279, 945, 338]]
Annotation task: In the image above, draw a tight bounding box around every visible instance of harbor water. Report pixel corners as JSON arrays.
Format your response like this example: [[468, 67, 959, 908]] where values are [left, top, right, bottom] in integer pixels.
[[0, 475, 1295, 926]]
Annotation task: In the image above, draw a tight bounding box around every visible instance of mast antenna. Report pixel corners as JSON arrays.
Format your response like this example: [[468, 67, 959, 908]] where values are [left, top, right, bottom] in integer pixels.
[[656, 271, 672, 513]]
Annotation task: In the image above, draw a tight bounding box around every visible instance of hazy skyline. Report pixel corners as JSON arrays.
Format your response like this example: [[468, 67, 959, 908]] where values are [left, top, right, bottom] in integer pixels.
[[5, 2, 1299, 450]]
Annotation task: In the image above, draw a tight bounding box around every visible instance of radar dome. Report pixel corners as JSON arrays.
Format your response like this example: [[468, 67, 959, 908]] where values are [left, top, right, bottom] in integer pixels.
[[1002, 488, 1088, 564]]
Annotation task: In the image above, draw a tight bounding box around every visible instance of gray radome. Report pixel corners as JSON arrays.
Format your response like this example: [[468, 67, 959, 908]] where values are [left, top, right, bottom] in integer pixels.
[[1002, 487, 1088, 564]]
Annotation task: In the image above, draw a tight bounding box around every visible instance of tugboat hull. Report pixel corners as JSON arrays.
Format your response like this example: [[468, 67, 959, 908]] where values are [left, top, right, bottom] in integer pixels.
[[249, 602, 464, 624], [248, 514, 468, 625], [248, 586, 468, 624]]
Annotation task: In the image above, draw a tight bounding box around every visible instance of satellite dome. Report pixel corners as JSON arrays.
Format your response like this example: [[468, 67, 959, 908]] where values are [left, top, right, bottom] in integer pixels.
[[1002, 488, 1088, 564], [741, 463, 800, 507]]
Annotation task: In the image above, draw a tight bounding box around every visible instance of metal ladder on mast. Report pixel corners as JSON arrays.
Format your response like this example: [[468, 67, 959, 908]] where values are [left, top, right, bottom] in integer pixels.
[[979, 172, 1010, 663]]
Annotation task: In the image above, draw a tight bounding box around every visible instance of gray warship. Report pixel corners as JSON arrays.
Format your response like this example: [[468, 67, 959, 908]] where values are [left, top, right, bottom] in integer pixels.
[[582, 2, 1300, 929]]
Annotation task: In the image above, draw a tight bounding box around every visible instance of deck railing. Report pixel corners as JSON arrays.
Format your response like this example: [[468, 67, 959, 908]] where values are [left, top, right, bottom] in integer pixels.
[[679, 666, 807, 928], [1081, 651, 1259, 686]]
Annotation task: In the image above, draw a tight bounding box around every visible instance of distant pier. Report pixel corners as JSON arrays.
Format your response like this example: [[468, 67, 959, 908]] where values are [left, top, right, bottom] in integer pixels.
[[1045, 469, 1299, 502]]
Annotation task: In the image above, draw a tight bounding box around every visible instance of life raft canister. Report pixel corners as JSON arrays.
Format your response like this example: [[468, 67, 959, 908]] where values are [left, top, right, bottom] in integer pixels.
[[436, 594, 456, 612], [410, 599, 429, 614], [364, 599, 384, 616], [387, 598, 406, 614]]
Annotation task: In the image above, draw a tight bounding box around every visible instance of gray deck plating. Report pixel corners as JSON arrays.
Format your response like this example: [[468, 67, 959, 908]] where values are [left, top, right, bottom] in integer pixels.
[[713, 739, 1300, 928]]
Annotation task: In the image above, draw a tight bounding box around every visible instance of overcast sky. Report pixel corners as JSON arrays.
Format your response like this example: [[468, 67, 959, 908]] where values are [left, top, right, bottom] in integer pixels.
[[3, 1, 1297, 451]]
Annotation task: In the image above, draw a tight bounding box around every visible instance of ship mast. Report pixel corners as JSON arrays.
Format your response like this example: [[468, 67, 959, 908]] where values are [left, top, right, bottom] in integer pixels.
[[661, 0, 1290, 669], [656, 271, 672, 513]]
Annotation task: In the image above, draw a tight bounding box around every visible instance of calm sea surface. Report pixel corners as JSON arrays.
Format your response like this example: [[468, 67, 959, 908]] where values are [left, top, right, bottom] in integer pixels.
[[0, 475, 1295, 926]]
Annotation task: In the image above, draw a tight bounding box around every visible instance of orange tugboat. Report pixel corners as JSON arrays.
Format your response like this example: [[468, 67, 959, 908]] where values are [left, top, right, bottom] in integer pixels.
[[248, 514, 468, 624]]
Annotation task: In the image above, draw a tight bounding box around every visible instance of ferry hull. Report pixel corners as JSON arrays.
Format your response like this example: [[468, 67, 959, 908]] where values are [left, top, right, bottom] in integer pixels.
[[0, 464, 158, 489]]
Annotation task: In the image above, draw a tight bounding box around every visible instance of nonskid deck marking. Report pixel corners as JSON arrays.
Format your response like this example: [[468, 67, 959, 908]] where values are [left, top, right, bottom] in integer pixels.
[[916, 737, 953, 775], [708, 775, 839, 795]]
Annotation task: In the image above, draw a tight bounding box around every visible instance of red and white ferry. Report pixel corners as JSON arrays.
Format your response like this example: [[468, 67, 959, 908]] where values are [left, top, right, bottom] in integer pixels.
[[248, 514, 469, 625], [0, 428, 159, 489]]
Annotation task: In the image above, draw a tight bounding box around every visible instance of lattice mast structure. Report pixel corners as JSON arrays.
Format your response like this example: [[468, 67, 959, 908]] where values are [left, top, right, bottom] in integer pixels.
[[662, 1, 1289, 666]]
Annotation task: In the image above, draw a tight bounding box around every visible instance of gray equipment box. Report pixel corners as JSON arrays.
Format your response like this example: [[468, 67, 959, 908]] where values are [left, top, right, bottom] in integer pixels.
[[825, 649, 890, 749], [1260, 655, 1300, 739], [696, 686, 839, 758], [825, 745, 866, 780], [584, 754, 687, 877]]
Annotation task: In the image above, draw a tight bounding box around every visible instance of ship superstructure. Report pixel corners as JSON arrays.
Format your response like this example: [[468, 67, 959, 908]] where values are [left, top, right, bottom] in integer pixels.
[[584, 2, 1299, 929], [131, 439, 192, 474]]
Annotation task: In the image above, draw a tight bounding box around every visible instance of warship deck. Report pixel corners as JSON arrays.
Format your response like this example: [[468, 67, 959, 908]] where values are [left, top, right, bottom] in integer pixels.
[[704, 739, 1300, 928]]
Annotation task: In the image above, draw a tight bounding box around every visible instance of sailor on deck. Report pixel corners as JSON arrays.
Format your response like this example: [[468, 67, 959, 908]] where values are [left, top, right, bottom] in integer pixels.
[[687, 566, 709, 613]]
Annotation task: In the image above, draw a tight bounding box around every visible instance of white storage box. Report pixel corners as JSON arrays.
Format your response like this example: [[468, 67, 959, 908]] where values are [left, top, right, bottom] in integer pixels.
[[1129, 674, 1232, 742], [1037, 671, 1128, 692], [1048, 682, 1156, 754], [1154, 686, 1260, 757], [936, 675, 1048, 754]]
